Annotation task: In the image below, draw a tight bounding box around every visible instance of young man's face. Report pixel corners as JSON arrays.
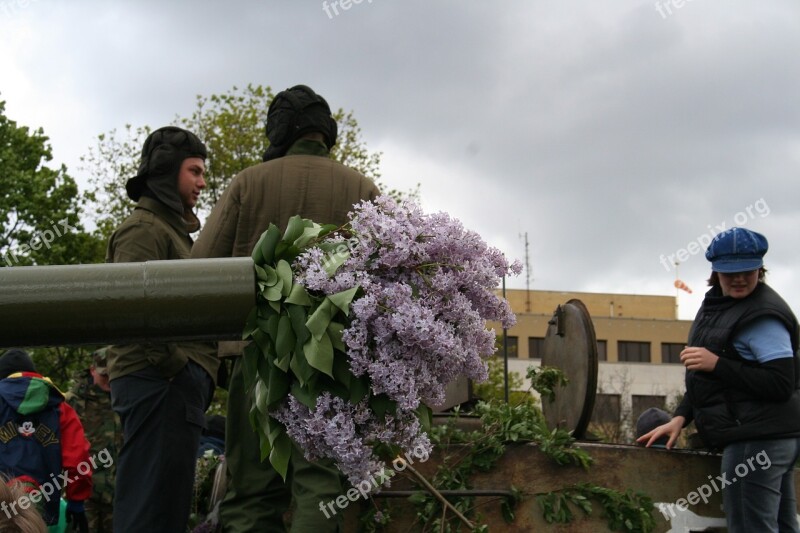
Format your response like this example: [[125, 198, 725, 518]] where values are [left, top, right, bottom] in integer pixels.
[[177, 157, 206, 209]]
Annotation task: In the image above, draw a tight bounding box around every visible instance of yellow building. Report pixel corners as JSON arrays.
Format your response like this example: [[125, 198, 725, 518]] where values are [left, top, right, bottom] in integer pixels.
[[493, 289, 692, 439]]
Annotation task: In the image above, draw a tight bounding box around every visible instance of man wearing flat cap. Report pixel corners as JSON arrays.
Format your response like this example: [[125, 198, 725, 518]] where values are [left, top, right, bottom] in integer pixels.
[[192, 85, 380, 532], [106, 126, 220, 532]]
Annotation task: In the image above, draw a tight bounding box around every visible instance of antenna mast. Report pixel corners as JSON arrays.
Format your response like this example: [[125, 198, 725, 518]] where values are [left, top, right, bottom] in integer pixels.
[[524, 232, 531, 313]]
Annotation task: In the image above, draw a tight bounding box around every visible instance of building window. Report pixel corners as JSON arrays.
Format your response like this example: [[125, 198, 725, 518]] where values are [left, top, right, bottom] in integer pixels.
[[632, 395, 667, 424], [618, 341, 651, 363], [596, 340, 607, 361], [592, 394, 621, 425], [500, 336, 518, 358], [528, 337, 544, 360], [661, 343, 684, 364]]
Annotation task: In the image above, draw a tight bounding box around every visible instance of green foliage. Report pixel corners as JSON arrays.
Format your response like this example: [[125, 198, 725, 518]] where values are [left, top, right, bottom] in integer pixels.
[[536, 483, 656, 532], [80, 124, 150, 240], [30, 346, 96, 390], [527, 365, 569, 403], [360, 504, 393, 532], [392, 400, 654, 532], [81, 84, 409, 241], [471, 401, 592, 468], [472, 353, 534, 406], [0, 100, 104, 267], [0, 100, 105, 386], [206, 387, 229, 418], [177, 84, 274, 209], [329, 108, 382, 182], [403, 400, 592, 530], [246, 215, 419, 479], [179, 84, 389, 207]]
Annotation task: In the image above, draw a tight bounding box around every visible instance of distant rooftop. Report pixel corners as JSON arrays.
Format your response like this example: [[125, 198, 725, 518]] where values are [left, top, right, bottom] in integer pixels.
[[498, 288, 678, 320]]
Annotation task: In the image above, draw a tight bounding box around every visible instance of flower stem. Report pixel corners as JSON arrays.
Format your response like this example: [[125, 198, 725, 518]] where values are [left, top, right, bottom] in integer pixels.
[[400, 457, 476, 530]]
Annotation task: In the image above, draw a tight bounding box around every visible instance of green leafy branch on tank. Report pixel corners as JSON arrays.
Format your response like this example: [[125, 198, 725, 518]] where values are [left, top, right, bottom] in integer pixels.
[[364, 399, 653, 532], [536, 482, 655, 532], [527, 365, 569, 404]]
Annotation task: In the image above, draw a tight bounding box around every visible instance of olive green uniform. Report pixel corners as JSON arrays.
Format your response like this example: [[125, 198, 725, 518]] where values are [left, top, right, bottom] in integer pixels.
[[106, 196, 219, 382], [107, 195, 219, 532], [192, 139, 380, 532]]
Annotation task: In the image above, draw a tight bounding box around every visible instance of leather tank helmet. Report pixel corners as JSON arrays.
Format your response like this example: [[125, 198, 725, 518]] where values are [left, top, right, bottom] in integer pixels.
[[262, 85, 338, 162], [125, 126, 207, 215]]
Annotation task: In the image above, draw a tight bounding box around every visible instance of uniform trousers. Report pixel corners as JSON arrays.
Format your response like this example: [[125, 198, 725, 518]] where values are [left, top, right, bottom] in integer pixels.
[[219, 357, 344, 532], [111, 361, 213, 533]]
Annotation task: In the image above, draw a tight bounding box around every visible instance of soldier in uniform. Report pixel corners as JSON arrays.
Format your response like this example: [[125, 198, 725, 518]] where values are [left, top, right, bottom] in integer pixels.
[[106, 126, 219, 532], [66, 347, 122, 533], [192, 84, 380, 532]]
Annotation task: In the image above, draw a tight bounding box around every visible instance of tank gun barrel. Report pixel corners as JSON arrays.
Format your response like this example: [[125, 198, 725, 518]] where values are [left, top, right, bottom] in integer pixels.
[[0, 258, 255, 348]]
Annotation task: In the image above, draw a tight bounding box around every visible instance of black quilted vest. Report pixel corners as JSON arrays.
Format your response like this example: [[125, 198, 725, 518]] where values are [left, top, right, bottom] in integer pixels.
[[686, 283, 800, 449]]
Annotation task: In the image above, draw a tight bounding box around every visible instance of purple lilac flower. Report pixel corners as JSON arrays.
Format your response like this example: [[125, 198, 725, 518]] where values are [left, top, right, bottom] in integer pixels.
[[272, 392, 432, 485], [282, 195, 517, 483]]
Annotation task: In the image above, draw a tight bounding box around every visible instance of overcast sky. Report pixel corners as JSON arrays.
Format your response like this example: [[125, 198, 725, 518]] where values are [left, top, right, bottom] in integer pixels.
[[2, 0, 799, 321]]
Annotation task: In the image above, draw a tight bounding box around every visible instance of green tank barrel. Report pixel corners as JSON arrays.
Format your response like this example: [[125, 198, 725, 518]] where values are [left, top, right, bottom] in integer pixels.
[[0, 258, 255, 348]]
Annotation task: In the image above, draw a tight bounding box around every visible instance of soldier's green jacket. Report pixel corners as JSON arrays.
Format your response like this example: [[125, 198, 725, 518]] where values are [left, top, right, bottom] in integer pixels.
[[191, 139, 381, 359], [105, 196, 220, 382]]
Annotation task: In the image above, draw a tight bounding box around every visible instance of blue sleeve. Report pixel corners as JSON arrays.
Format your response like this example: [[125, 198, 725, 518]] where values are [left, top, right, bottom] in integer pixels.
[[733, 316, 794, 363]]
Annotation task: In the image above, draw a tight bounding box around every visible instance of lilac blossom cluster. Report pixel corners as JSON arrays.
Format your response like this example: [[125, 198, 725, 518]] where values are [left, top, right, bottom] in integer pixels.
[[279, 196, 521, 484], [273, 392, 429, 485]]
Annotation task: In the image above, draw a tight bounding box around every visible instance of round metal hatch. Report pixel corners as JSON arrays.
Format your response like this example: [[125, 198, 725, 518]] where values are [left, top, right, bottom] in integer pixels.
[[540, 299, 598, 439]]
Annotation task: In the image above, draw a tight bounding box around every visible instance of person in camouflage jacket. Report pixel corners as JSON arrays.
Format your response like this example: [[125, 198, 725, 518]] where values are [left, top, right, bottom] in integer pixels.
[[66, 348, 122, 533]]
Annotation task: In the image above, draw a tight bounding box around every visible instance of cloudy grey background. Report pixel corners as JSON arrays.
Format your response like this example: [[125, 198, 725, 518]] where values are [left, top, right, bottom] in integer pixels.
[[1, 0, 798, 321]]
